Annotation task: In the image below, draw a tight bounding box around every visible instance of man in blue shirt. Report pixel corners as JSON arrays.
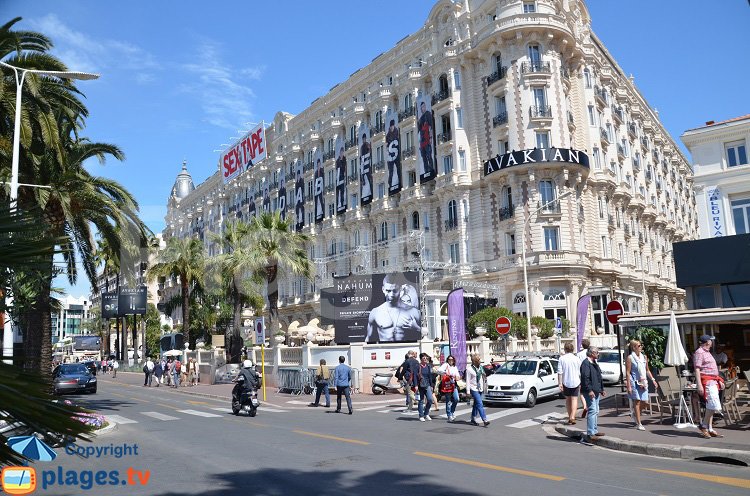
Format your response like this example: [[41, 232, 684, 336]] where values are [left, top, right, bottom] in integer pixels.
[[333, 355, 353, 414]]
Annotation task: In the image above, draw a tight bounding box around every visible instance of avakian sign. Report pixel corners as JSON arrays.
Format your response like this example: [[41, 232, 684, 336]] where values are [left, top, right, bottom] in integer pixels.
[[484, 147, 589, 177]]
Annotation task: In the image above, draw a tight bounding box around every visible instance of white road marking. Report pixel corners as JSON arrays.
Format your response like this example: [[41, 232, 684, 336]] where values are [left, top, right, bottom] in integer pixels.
[[141, 411, 180, 421], [106, 415, 137, 424], [177, 409, 222, 418], [506, 412, 566, 428]]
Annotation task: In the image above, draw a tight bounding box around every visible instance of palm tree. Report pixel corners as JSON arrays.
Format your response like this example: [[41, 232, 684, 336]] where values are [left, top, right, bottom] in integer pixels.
[[244, 211, 311, 342], [210, 221, 264, 362], [146, 236, 205, 349]]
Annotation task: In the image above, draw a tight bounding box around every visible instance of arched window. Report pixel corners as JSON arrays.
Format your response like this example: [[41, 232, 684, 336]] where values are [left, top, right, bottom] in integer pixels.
[[543, 289, 566, 302], [447, 200, 458, 226], [380, 221, 388, 241], [539, 180, 556, 207], [513, 293, 526, 304], [411, 211, 420, 229], [439, 74, 449, 94]]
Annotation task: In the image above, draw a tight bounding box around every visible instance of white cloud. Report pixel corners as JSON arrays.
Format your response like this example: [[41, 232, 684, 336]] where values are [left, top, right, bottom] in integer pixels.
[[179, 38, 265, 130], [27, 14, 159, 83]]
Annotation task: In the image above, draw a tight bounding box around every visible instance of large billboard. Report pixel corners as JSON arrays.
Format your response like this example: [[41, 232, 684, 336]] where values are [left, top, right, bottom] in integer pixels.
[[385, 108, 402, 195], [359, 122, 373, 205], [294, 159, 304, 231], [335, 135, 347, 215], [101, 292, 118, 318], [314, 148, 325, 224], [118, 286, 147, 316], [321, 272, 421, 344], [416, 93, 437, 183], [221, 122, 267, 184]]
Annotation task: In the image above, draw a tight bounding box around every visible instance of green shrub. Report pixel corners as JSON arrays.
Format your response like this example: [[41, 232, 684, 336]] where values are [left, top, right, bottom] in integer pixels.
[[625, 327, 666, 370], [531, 316, 554, 339], [467, 307, 527, 339]]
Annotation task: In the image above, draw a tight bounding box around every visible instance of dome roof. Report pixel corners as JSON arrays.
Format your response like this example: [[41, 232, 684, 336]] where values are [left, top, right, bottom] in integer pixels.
[[171, 160, 195, 199]]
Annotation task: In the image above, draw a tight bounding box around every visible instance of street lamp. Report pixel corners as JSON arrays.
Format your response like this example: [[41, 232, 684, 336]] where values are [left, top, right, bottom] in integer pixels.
[[0, 60, 99, 364], [521, 189, 573, 351]]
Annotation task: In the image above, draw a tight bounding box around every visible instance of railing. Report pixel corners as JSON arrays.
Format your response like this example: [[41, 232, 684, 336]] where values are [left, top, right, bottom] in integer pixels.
[[399, 105, 416, 121], [444, 219, 459, 232], [279, 347, 302, 366], [345, 139, 356, 150], [402, 146, 415, 158], [538, 200, 561, 213], [641, 136, 649, 149], [498, 205, 514, 221], [374, 160, 386, 171], [324, 184, 335, 193], [347, 174, 358, 183], [645, 171, 652, 182], [521, 61, 551, 74], [627, 122, 638, 138], [623, 224, 630, 237], [617, 144, 625, 157], [529, 105, 552, 119], [372, 124, 385, 135], [437, 132, 452, 143], [633, 157, 641, 170], [594, 85, 608, 105], [486, 66, 508, 85], [304, 162, 314, 172], [560, 66, 570, 80], [431, 89, 452, 105], [600, 127, 610, 143], [493, 112, 508, 127], [612, 105, 624, 123]]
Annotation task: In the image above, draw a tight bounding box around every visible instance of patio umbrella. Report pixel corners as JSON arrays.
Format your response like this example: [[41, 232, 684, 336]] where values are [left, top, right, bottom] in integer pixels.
[[6, 435, 57, 462], [163, 349, 182, 357], [663, 311, 692, 427]]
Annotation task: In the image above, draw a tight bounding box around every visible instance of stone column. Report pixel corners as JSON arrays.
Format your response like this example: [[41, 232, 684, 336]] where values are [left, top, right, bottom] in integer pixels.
[[349, 342, 364, 391]]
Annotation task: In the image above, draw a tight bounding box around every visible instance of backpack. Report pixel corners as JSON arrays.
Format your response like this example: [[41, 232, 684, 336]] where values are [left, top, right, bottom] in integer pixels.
[[175, 360, 182, 373], [143, 364, 149, 373], [440, 373, 455, 393], [395, 362, 406, 381]]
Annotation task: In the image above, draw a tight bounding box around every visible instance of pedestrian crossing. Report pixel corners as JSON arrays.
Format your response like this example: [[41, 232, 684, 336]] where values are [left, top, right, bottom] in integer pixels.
[[105, 405, 290, 424]]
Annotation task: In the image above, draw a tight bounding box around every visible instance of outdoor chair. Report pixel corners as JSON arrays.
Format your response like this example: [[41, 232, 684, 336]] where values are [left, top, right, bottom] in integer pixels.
[[721, 380, 741, 426], [653, 376, 681, 424], [742, 369, 750, 393]]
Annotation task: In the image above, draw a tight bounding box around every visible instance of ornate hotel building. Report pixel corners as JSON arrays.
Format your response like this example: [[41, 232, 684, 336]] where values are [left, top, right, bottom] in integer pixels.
[[164, 0, 698, 338]]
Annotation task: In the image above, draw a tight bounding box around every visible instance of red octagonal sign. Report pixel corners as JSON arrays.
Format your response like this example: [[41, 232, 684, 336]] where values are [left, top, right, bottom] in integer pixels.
[[495, 316, 512, 335], [606, 300, 624, 325]]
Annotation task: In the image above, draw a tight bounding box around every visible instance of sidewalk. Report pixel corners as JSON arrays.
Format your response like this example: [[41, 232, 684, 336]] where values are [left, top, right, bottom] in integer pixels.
[[550, 396, 750, 465]]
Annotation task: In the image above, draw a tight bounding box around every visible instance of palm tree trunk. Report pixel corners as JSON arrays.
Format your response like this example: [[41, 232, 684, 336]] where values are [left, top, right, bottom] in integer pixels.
[[25, 258, 54, 376], [266, 264, 279, 342], [230, 277, 242, 363], [181, 279, 192, 349]]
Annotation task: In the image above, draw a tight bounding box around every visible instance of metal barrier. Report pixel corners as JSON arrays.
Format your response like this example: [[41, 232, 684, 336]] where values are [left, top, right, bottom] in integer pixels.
[[276, 367, 315, 395]]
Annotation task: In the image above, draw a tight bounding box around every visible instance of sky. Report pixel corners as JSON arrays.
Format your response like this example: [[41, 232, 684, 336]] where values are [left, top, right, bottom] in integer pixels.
[[3, 0, 749, 299]]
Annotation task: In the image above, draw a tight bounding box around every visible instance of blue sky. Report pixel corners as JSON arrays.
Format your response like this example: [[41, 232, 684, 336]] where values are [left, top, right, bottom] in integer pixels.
[[3, 0, 749, 298]]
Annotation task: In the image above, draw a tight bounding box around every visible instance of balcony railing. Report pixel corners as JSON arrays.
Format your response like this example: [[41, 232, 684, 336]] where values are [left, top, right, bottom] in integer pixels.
[[324, 184, 335, 193], [594, 85, 608, 105], [521, 61, 551, 74], [374, 160, 386, 171], [444, 219, 459, 232], [560, 66, 570, 80], [402, 146, 416, 158], [493, 112, 508, 127], [347, 174, 358, 183], [640, 136, 649, 149], [617, 144, 625, 158], [612, 105, 624, 123], [529, 105, 552, 119], [372, 123, 385, 135], [623, 224, 631, 237], [304, 162, 314, 172], [498, 205, 514, 221], [627, 122, 638, 138], [345, 139, 356, 150], [437, 132, 452, 143], [645, 171, 652, 182], [398, 105, 416, 121], [486, 66, 508, 86], [600, 127, 610, 144], [538, 200, 561, 213], [431, 89, 452, 105]]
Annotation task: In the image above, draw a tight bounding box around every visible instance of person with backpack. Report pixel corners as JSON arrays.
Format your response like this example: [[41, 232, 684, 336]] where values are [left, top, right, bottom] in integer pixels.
[[403, 351, 420, 413], [172, 358, 182, 388], [143, 357, 154, 386], [394, 353, 411, 410], [309, 359, 330, 407], [439, 355, 461, 421]]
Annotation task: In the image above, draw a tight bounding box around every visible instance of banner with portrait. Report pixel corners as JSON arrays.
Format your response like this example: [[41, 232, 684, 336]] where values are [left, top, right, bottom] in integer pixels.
[[335, 135, 347, 215], [277, 168, 287, 220], [248, 189, 256, 218], [359, 122, 373, 206], [385, 108, 402, 195], [416, 93, 437, 183], [320, 272, 421, 344], [313, 147, 325, 223], [261, 176, 271, 213], [294, 159, 305, 231]]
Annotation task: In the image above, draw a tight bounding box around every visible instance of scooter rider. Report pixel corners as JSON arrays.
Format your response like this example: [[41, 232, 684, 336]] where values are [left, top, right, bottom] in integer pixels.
[[239, 360, 260, 392]]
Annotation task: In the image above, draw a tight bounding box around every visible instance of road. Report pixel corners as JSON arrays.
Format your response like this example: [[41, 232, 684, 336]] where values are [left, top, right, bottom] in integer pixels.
[[29, 378, 750, 495]]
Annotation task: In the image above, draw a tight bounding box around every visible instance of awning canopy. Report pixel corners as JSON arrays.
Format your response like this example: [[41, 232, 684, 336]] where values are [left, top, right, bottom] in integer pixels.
[[618, 306, 750, 327]]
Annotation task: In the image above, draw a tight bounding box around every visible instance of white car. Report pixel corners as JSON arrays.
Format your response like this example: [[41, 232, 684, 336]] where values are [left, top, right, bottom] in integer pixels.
[[597, 349, 625, 385], [484, 357, 560, 408]]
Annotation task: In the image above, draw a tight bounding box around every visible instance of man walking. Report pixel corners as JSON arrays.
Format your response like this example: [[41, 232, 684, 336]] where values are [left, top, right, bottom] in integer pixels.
[[558, 342, 581, 424], [577, 338, 590, 418], [580, 346, 606, 443], [112, 359, 119, 378], [694, 335, 724, 438], [333, 356, 353, 415], [143, 356, 154, 386]]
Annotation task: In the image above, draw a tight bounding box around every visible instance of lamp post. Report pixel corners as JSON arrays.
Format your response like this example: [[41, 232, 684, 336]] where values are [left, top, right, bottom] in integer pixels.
[[521, 189, 573, 352], [1, 60, 99, 364]]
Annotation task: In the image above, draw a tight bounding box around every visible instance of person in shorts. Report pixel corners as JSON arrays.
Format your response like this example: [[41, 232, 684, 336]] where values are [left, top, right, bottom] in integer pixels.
[[558, 341, 582, 424], [694, 335, 724, 438]]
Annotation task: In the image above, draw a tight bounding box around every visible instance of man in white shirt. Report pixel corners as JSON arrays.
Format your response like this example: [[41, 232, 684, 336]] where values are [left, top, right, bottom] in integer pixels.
[[558, 342, 582, 424]]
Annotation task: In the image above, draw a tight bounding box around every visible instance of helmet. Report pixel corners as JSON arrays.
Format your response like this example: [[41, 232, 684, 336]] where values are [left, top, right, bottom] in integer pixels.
[[243, 360, 253, 368]]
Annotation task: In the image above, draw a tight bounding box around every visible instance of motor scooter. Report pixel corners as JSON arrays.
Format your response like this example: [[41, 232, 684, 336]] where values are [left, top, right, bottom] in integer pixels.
[[232, 375, 260, 417], [371, 372, 403, 395]]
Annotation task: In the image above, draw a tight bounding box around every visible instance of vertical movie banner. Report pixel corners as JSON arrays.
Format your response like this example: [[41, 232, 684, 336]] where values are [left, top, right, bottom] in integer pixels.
[[262, 176, 271, 213], [335, 135, 347, 215], [359, 122, 373, 205], [314, 147, 325, 223], [248, 186, 256, 218], [277, 168, 287, 220], [576, 294, 592, 353], [294, 159, 305, 231], [447, 288, 467, 372], [385, 108, 402, 195], [416, 93, 437, 183]]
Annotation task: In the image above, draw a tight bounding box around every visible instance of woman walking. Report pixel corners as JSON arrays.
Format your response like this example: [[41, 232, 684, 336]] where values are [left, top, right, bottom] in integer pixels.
[[466, 354, 490, 427], [310, 359, 331, 407], [417, 353, 435, 422], [626, 339, 657, 430], [439, 355, 461, 421], [153, 360, 163, 387]]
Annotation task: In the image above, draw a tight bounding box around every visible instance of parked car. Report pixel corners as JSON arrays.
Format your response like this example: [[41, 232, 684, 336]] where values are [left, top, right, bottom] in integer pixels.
[[597, 349, 625, 385], [484, 356, 560, 408], [52, 364, 97, 395]]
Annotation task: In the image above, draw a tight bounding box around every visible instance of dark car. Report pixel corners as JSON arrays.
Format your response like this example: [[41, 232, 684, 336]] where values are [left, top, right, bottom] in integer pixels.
[[53, 363, 97, 395], [82, 360, 97, 376]]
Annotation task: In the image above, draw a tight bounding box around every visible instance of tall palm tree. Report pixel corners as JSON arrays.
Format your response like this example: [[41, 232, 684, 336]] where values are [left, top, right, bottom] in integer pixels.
[[210, 221, 264, 362], [146, 236, 205, 349], [244, 211, 311, 342]]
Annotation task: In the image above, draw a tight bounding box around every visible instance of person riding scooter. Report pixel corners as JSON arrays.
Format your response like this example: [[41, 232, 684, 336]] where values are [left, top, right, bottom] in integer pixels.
[[239, 360, 260, 392]]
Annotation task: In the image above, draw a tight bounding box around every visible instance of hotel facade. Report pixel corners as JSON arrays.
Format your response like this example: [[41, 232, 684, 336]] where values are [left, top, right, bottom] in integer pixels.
[[164, 0, 698, 340]]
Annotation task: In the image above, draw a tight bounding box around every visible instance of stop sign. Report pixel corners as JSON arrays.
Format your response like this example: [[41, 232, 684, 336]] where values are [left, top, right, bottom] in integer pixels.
[[495, 316, 512, 335], [606, 300, 624, 324]]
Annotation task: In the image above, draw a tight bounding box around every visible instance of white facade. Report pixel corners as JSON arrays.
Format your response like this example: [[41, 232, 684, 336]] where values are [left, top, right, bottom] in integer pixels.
[[681, 114, 750, 239], [51, 295, 92, 343], [164, 0, 698, 339]]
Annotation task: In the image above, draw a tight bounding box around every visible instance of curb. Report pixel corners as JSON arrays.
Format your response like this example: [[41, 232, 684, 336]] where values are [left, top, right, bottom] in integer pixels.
[[93, 420, 118, 436], [552, 424, 750, 465]]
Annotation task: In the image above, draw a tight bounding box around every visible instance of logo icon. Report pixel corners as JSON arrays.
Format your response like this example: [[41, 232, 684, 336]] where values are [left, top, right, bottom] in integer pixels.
[[6, 435, 57, 462], [1, 466, 37, 495]]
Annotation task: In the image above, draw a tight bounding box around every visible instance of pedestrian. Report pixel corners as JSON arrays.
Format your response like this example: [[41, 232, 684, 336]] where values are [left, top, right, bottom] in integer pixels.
[[101, 358, 108, 374], [143, 356, 154, 386], [577, 338, 590, 418], [160, 358, 167, 384], [558, 342, 582, 425], [309, 359, 330, 407], [428, 355, 439, 413], [153, 360, 163, 387], [333, 355, 353, 414], [112, 359, 119, 378], [694, 335, 724, 438], [626, 339, 657, 431], [439, 355, 461, 421], [173, 358, 182, 388], [416, 353, 435, 422], [466, 353, 490, 426], [580, 346, 606, 443], [188, 358, 198, 386], [395, 353, 411, 410], [164, 358, 173, 387]]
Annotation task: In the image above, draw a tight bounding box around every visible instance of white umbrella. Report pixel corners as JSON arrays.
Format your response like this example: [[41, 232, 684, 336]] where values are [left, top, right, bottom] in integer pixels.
[[163, 350, 182, 357], [663, 311, 692, 427]]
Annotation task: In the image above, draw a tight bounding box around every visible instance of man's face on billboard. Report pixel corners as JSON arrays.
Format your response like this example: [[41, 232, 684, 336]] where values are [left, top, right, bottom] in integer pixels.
[[382, 282, 398, 302]]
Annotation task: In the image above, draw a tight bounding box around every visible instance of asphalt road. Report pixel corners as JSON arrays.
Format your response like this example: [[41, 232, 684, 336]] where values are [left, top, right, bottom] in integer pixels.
[[28, 379, 750, 496]]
